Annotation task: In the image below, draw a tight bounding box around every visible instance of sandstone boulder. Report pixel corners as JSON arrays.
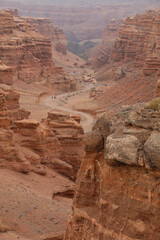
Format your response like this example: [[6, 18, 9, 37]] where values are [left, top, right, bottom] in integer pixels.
[[84, 130, 104, 153], [51, 158, 75, 180], [105, 134, 143, 165], [144, 131, 160, 169]]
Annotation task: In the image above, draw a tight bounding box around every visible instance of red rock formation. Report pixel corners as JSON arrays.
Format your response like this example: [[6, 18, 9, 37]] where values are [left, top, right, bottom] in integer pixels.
[[111, 10, 160, 76], [43, 111, 84, 179], [0, 107, 84, 179], [89, 19, 119, 69], [154, 79, 160, 98], [23, 17, 68, 55], [0, 10, 69, 89], [143, 53, 160, 76], [0, 84, 30, 122], [65, 104, 160, 240], [0, 61, 13, 85], [0, 58, 30, 122]]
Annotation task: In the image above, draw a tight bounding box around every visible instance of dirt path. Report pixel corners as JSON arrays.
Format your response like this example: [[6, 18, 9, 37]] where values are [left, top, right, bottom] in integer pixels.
[[40, 83, 96, 133]]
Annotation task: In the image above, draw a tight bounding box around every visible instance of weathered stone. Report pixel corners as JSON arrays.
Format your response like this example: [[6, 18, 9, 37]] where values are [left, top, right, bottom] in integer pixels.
[[65, 104, 160, 240], [0, 10, 67, 88], [105, 134, 142, 165], [51, 158, 75, 180], [154, 79, 160, 98], [84, 130, 104, 153], [144, 131, 160, 169]]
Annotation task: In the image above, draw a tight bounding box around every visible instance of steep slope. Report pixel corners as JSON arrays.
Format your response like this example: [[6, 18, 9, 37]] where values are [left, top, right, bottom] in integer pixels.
[[65, 103, 160, 240], [89, 19, 119, 69]]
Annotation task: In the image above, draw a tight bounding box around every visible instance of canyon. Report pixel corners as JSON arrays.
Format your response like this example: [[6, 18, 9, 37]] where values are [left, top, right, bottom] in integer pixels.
[[0, 2, 160, 240], [1, 0, 160, 59]]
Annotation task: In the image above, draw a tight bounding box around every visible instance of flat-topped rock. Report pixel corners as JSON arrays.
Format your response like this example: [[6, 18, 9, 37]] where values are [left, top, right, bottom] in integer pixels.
[[14, 119, 40, 129]]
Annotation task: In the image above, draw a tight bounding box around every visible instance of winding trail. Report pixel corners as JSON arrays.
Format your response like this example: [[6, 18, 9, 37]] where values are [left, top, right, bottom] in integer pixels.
[[41, 83, 95, 133]]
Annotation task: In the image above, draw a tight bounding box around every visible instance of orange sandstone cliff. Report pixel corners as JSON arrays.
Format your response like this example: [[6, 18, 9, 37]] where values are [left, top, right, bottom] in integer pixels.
[[23, 17, 68, 55], [75, 10, 160, 115], [0, 10, 76, 92], [111, 10, 160, 75], [65, 103, 160, 240], [89, 19, 119, 70]]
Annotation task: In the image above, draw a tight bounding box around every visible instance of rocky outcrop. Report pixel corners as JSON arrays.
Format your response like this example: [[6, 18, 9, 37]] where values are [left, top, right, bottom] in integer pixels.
[[23, 17, 67, 55], [89, 19, 119, 69], [65, 103, 160, 239], [0, 10, 68, 88], [154, 79, 160, 97], [43, 111, 84, 179], [0, 59, 30, 122], [0, 84, 30, 122], [111, 10, 160, 76], [0, 106, 84, 179], [143, 53, 160, 76], [0, 61, 13, 86]]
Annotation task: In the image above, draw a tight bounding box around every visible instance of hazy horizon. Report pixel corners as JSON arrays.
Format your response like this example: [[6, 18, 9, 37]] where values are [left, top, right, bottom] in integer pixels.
[[0, 0, 159, 7]]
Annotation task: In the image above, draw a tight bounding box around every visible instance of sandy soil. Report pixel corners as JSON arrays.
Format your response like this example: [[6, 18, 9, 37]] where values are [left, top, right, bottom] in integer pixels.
[[0, 168, 73, 240]]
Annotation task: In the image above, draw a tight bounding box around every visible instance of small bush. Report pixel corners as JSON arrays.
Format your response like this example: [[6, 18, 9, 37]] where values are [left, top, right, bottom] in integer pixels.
[[146, 97, 160, 111]]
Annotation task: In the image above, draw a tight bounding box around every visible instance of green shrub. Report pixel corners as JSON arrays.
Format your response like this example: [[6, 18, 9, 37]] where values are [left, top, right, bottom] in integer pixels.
[[146, 97, 160, 111]]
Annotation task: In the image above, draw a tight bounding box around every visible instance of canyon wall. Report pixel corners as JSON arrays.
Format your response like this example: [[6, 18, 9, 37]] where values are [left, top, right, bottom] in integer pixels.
[[111, 10, 160, 76], [0, 0, 157, 42], [23, 17, 68, 55], [0, 60, 30, 122], [89, 19, 119, 69], [91, 9, 160, 75], [0, 10, 76, 92], [0, 48, 84, 178], [65, 103, 160, 240]]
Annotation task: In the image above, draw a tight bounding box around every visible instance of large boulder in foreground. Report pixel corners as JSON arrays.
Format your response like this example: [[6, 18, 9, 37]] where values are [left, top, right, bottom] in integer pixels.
[[144, 132, 160, 169], [105, 134, 144, 166]]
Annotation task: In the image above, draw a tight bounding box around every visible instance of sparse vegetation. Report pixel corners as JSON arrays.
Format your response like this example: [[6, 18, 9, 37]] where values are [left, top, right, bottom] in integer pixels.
[[146, 97, 160, 111]]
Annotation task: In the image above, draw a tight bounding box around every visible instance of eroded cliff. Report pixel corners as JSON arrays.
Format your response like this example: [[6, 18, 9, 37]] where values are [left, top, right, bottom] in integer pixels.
[[0, 10, 77, 92], [89, 19, 119, 69], [111, 10, 160, 76], [65, 103, 160, 240], [23, 17, 68, 55]]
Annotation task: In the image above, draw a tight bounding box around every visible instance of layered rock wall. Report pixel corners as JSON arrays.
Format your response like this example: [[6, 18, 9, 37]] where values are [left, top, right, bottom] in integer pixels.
[[0, 108, 84, 179], [0, 59, 30, 121], [89, 19, 119, 69], [65, 104, 160, 239], [0, 61, 13, 86], [111, 10, 160, 75], [0, 10, 67, 88], [23, 17, 68, 55], [43, 111, 84, 179]]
